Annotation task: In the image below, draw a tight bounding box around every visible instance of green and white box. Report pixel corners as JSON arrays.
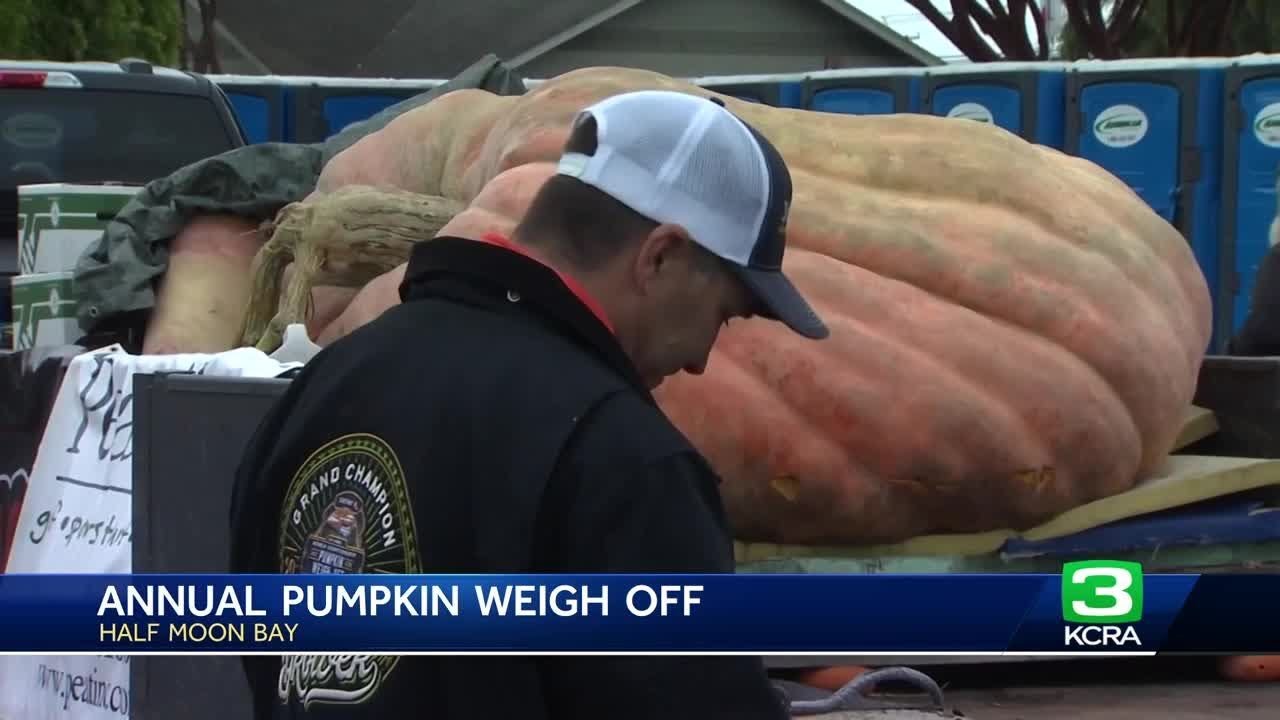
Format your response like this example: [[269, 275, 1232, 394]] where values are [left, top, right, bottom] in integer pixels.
[[18, 183, 140, 274], [10, 272, 79, 350]]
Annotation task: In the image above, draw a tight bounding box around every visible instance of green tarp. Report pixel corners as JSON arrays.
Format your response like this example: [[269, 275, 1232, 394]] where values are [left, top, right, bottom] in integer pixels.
[[72, 54, 528, 335]]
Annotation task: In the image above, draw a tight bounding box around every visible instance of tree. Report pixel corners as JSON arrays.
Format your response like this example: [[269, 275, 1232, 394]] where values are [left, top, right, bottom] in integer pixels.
[[1059, 0, 1278, 59], [0, 0, 181, 66], [901, 0, 1053, 61], [1055, 0, 1151, 59], [181, 0, 222, 73], [0, 0, 39, 59], [901, 0, 1267, 62]]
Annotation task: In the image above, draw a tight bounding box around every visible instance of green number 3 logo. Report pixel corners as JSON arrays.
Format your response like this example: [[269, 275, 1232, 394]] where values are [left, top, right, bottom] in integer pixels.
[[1061, 560, 1144, 624]]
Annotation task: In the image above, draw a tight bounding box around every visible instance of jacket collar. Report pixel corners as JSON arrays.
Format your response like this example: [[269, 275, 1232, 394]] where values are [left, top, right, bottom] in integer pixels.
[[474, 233, 615, 334], [399, 236, 653, 400]]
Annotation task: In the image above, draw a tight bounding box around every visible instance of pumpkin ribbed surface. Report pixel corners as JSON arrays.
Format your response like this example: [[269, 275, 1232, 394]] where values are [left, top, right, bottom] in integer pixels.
[[315, 67, 1211, 544]]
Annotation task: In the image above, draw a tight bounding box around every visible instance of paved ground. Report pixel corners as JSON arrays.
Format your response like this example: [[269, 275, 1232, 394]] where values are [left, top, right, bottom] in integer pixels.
[[802, 683, 1280, 719], [808, 707, 962, 712], [942, 683, 1280, 719], [787, 658, 1280, 719]]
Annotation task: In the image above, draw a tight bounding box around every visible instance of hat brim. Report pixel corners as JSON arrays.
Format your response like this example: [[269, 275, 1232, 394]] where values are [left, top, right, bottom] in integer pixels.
[[731, 266, 829, 340]]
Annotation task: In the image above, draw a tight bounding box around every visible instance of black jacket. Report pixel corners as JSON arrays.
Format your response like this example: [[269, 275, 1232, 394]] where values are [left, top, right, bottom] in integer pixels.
[[1231, 241, 1280, 356], [228, 237, 787, 720]]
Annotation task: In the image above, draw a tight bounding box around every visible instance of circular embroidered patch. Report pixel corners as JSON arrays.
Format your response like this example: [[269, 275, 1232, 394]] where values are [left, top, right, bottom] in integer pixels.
[[275, 433, 419, 708]]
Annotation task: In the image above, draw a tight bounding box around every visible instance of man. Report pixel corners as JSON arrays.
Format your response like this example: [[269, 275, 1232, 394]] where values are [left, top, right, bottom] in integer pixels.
[[229, 89, 828, 719], [1230, 216, 1280, 356]]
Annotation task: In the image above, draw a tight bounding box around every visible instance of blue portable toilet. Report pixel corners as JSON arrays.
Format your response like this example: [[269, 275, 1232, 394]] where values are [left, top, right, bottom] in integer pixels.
[[208, 75, 289, 144], [290, 78, 444, 144], [921, 61, 1068, 148], [1065, 58, 1228, 351], [800, 67, 924, 116], [1222, 54, 1280, 339], [696, 72, 803, 108]]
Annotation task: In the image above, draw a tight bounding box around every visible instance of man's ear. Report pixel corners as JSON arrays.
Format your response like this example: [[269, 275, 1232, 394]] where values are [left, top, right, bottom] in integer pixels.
[[631, 223, 691, 292]]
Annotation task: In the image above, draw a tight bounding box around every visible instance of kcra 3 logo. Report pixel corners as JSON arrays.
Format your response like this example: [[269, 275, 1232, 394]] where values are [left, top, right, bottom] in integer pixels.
[[1060, 560, 1144, 647]]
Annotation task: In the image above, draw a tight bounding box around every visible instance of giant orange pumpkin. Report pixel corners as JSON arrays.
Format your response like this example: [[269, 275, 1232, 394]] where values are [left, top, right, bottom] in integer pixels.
[[196, 67, 1215, 544]]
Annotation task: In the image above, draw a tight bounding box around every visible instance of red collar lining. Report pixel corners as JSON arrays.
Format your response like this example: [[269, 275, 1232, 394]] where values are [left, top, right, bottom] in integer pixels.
[[477, 233, 615, 334]]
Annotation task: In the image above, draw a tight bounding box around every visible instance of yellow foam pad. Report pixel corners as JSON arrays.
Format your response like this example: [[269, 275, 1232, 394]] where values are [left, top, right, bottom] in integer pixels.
[[1173, 405, 1218, 451]]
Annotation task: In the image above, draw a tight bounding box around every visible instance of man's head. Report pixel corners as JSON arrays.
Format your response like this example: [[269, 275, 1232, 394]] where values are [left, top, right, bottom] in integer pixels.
[[513, 90, 827, 388]]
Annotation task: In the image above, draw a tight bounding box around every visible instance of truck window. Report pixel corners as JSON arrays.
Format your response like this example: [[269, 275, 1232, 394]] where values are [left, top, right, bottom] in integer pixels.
[[0, 89, 238, 188]]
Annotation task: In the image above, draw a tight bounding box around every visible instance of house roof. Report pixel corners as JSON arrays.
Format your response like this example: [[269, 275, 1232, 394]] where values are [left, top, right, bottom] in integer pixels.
[[811, 0, 943, 66], [216, 0, 941, 78]]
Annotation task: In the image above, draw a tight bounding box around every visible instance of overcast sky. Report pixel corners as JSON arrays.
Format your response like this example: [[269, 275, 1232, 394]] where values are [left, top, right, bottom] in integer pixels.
[[848, 0, 1071, 63], [849, 0, 964, 61]]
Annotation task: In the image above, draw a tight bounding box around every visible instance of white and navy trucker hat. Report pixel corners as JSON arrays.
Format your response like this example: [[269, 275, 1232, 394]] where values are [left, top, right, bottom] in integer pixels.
[[555, 90, 829, 340]]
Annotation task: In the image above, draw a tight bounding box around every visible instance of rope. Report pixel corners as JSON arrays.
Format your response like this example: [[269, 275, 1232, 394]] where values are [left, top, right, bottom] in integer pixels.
[[783, 666, 946, 716]]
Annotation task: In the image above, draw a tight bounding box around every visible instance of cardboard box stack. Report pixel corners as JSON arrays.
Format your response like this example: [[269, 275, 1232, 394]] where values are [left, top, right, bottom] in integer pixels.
[[9, 184, 139, 350]]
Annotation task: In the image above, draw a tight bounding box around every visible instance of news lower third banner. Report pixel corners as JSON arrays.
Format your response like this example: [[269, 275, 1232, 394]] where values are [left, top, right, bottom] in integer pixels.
[[0, 564, 1275, 654]]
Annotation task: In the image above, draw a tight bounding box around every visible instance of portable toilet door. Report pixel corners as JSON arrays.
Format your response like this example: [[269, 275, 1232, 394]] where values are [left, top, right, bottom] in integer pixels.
[[207, 76, 288, 144], [922, 61, 1068, 149], [289, 78, 443, 144], [1065, 58, 1228, 351], [1222, 55, 1280, 339], [696, 73, 803, 108], [800, 67, 924, 116]]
